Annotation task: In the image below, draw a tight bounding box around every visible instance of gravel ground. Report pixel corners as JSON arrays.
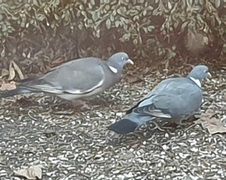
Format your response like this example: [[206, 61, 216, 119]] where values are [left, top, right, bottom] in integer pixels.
[[0, 65, 226, 180]]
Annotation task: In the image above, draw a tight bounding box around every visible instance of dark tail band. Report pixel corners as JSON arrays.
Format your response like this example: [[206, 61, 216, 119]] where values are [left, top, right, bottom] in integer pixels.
[[0, 87, 32, 98], [108, 119, 138, 134]]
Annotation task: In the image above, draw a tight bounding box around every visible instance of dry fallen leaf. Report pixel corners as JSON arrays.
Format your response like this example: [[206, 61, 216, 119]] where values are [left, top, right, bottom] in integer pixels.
[[12, 61, 24, 80], [14, 165, 42, 180], [195, 109, 226, 134], [8, 61, 16, 80], [6, 61, 24, 80], [1, 68, 9, 78], [0, 81, 16, 91]]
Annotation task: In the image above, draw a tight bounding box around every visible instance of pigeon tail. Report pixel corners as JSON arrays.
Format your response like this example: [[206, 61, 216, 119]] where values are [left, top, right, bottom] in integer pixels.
[[108, 113, 155, 134], [108, 118, 138, 134], [0, 86, 34, 98]]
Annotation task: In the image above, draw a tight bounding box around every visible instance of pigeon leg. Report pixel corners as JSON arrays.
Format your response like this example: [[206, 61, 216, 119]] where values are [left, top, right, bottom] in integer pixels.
[[71, 99, 92, 111], [177, 119, 193, 126], [50, 100, 91, 114]]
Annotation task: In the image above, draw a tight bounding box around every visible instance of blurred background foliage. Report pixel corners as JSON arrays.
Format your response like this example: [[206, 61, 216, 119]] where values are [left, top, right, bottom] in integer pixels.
[[0, 0, 226, 74]]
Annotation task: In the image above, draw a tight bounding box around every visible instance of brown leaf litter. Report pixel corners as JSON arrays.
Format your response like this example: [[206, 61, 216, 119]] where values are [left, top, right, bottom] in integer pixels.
[[195, 109, 226, 135]]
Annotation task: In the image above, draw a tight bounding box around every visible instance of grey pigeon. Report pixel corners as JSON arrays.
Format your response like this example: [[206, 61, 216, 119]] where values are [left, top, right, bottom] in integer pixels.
[[0, 52, 133, 101], [108, 65, 211, 134]]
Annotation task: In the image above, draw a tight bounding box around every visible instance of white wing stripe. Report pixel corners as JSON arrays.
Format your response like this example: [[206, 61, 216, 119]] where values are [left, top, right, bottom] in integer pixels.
[[66, 77, 104, 94]]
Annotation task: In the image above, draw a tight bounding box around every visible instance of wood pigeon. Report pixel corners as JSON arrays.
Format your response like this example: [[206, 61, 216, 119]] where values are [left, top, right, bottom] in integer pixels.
[[0, 52, 133, 101], [108, 65, 211, 134]]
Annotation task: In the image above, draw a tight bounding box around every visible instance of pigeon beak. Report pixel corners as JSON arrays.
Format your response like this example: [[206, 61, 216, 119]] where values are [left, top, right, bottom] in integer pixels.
[[127, 59, 134, 65], [205, 72, 212, 82], [207, 72, 212, 78]]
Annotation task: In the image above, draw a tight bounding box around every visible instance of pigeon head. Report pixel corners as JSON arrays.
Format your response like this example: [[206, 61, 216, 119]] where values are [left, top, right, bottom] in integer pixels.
[[188, 65, 211, 81], [107, 52, 133, 73]]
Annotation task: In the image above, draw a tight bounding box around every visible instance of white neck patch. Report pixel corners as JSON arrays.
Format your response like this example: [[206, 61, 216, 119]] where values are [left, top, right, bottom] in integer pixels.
[[189, 77, 201, 88], [109, 65, 118, 74]]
